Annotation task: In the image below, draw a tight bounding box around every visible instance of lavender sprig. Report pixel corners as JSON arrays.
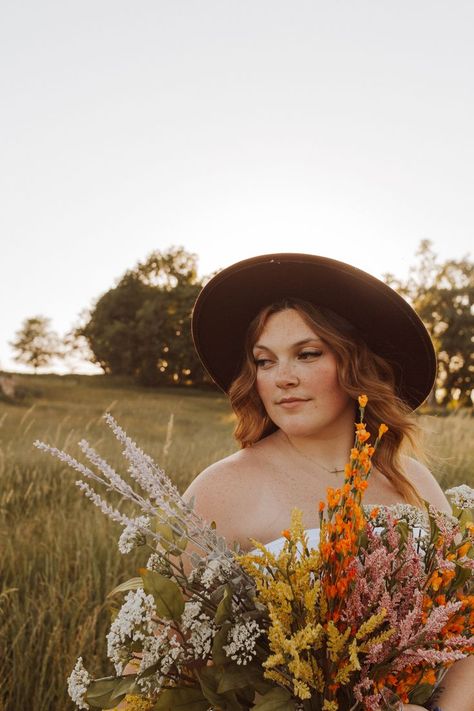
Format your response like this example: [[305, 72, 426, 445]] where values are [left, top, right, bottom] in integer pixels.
[[34, 413, 234, 566]]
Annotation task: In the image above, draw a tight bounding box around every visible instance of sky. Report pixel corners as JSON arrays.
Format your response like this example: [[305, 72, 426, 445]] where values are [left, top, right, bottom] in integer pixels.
[[1, 1, 473, 374]]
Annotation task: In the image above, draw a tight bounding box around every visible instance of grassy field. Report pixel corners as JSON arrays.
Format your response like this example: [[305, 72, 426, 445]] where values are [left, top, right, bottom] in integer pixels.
[[0, 374, 472, 711]]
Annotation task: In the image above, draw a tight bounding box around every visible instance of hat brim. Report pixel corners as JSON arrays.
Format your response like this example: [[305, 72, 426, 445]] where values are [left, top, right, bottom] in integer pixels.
[[191, 253, 436, 411]]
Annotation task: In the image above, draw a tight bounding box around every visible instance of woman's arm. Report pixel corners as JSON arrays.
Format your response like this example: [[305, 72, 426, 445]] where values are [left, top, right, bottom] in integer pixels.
[[429, 655, 474, 711]]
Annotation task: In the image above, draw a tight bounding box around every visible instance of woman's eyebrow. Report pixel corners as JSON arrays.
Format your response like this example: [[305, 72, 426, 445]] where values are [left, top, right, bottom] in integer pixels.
[[253, 337, 323, 351]]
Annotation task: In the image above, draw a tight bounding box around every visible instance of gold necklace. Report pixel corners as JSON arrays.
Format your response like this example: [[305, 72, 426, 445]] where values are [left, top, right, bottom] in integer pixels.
[[282, 432, 345, 474]]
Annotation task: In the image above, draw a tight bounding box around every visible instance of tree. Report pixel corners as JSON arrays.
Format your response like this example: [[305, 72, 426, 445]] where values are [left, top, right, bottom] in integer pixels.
[[63, 313, 97, 373], [385, 241, 473, 406], [81, 246, 211, 386], [10, 316, 60, 373]]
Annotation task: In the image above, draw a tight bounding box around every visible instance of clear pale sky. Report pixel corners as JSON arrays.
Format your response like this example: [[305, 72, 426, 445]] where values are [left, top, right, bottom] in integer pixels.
[[1, 1, 472, 373]]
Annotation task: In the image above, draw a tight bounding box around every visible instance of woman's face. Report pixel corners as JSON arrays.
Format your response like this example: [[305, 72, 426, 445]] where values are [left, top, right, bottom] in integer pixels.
[[253, 309, 354, 439]]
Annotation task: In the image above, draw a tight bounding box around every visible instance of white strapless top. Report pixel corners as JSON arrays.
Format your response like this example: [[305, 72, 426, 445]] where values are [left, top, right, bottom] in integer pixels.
[[256, 525, 426, 558], [261, 528, 321, 557]]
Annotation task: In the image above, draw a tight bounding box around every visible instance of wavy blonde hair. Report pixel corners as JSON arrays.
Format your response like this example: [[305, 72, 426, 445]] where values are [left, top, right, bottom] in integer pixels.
[[228, 298, 423, 506]]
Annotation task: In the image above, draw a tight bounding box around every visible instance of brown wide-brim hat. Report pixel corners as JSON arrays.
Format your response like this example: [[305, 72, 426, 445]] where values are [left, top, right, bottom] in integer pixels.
[[191, 253, 436, 410]]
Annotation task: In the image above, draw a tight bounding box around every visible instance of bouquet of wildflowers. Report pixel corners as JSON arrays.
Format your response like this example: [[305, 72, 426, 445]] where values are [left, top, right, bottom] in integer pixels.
[[36, 398, 474, 711], [237, 397, 474, 709]]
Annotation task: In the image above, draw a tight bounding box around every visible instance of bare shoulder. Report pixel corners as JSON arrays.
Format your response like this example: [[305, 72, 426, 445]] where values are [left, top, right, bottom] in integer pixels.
[[183, 448, 262, 547], [401, 456, 451, 513]]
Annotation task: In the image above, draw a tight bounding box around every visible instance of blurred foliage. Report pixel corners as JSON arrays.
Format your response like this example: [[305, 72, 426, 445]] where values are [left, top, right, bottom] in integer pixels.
[[80, 246, 212, 387], [9, 316, 61, 372], [385, 240, 473, 406]]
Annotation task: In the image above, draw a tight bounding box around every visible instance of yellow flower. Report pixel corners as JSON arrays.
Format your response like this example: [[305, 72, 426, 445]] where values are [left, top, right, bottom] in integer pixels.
[[358, 394, 368, 408], [326, 620, 351, 662], [119, 697, 154, 711], [293, 679, 311, 700], [355, 608, 387, 640], [323, 700, 339, 711]]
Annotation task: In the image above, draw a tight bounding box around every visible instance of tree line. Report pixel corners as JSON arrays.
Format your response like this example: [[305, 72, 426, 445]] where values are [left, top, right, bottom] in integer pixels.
[[8, 242, 473, 405]]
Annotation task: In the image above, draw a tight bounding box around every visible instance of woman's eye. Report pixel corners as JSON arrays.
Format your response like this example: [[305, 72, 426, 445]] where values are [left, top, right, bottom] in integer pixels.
[[254, 358, 272, 367], [299, 350, 322, 359]]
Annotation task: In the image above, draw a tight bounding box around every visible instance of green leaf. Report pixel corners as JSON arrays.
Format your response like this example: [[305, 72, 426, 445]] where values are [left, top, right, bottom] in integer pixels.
[[408, 682, 434, 704], [152, 514, 188, 554], [197, 666, 249, 710], [453, 563, 472, 590], [153, 687, 210, 710], [217, 664, 266, 694], [252, 687, 296, 710], [85, 677, 130, 709], [107, 577, 143, 598], [214, 585, 233, 625], [196, 666, 227, 707], [140, 568, 185, 619], [396, 519, 409, 545], [211, 622, 232, 665], [110, 675, 140, 700]]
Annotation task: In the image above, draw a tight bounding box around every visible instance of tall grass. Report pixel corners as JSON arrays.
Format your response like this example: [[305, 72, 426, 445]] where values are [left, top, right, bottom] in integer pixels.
[[0, 375, 472, 710]]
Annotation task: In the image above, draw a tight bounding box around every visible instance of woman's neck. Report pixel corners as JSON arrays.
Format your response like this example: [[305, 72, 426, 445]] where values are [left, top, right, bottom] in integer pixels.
[[277, 419, 355, 475]]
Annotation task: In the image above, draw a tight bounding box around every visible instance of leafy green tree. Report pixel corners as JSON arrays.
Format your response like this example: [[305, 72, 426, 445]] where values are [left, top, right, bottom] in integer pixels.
[[81, 246, 210, 386], [10, 316, 60, 372], [385, 241, 473, 406]]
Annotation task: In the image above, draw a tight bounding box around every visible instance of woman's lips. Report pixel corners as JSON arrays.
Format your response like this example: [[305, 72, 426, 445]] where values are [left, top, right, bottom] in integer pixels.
[[277, 398, 309, 408]]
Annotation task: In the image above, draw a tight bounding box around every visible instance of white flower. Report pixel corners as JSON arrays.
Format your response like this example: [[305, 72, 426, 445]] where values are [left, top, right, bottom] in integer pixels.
[[364, 503, 429, 529], [180, 600, 203, 630], [445, 485, 474, 510], [223, 619, 263, 665], [67, 657, 91, 710], [199, 556, 233, 590], [136, 625, 185, 694], [118, 516, 150, 554], [106, 588, 156, 674], [180, 599, 216, 658]]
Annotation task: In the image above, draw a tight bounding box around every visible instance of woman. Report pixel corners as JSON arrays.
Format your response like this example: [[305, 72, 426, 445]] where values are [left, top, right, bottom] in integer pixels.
[[185, 253, 473, 711]]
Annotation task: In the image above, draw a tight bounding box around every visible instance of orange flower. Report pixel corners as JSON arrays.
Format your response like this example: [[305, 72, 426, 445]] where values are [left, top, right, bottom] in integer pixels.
[[430, 571, 443, 591], [358, 394, 368, 408], [320, 542, 332, 559], [423, 669, 437, 685], [337, 578, 349, 595], [281, 529, 291, 540], [327, 487, 341, 508], [357, 430, 371, 443], [378, 423, 388, 438], [458, 542, 471, 558], [442, 569, 456, 585], [370, 507, 380, 519], [319, 501, 325, 512]]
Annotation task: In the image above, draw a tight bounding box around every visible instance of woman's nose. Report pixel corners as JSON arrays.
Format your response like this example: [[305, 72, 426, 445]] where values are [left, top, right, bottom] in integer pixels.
[[274, 362, 299, 387]]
